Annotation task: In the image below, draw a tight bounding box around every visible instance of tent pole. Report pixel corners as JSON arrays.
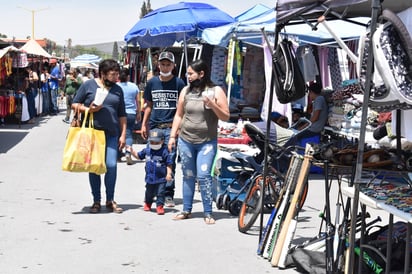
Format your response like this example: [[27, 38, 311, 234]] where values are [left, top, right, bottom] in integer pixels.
[[259, 27, 280, 243], [184, 34, 189, 83], [346, 1, 381, 273], [226, 38, 236, 104]]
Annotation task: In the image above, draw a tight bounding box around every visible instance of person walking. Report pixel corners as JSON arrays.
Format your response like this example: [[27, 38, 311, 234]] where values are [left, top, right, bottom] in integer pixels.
[[40, 66, 51, 115], [117, 68, 140, 165], [141, 51, 185, 207], [62, 69, 82, 123], [71, 59, 127, 214], [168, 59, 230, 225], [129, 128, 173, 215], [25, 65, 39, 123], [49, 59, 61, 115]]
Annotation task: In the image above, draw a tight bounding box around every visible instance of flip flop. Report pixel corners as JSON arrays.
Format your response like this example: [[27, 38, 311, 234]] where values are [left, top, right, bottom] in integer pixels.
[[204, 214, 216, 225], [173, 211, 191, 220]]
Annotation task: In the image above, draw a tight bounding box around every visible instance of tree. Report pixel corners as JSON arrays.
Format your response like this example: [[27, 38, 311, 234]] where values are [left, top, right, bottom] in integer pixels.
[[140, 0, 152, 18], [112, 41, 119, 61]]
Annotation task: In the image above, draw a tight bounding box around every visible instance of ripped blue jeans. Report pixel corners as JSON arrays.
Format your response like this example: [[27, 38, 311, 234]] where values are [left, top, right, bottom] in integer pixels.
[[177, 137, 217, 215]]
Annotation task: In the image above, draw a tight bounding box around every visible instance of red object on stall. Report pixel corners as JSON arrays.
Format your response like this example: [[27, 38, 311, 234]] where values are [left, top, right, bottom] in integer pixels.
[[218, 132, 251, 145], [0, 96, 8, 118]]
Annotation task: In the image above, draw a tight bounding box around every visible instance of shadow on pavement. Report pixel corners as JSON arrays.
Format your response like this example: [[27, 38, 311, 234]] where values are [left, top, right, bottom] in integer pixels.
[[0, 131, 29, 153]]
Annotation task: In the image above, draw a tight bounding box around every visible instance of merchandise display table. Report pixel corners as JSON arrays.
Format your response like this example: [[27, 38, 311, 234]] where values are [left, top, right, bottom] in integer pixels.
[[342, 183, 412, 273]]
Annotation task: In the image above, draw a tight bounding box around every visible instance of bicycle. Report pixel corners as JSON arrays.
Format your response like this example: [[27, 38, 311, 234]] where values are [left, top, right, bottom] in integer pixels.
[[237, 123, 309, 233]]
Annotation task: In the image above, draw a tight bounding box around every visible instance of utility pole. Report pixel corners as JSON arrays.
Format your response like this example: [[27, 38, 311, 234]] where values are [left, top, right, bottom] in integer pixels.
[[18, 6, 49, 40]]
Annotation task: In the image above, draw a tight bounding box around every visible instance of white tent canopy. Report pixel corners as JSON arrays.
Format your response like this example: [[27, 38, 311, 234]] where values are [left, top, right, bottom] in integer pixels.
[[0, 45, 20, 59], [70, 54, 101, 69]]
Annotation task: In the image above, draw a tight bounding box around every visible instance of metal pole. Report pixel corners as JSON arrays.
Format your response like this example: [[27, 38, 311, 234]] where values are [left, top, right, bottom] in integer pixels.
[[346, 1, 381, 273], [18, 6, 49, 40]]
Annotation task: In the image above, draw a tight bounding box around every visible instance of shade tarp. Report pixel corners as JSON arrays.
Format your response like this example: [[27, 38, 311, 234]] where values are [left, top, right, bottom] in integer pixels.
[[276, 0, 412, 24], [70, 54, 101, 69], [124, 2, 235, 48], [20, 39, 51, 58], [280, 18, 369, 46], [202, 4, 276, 47]]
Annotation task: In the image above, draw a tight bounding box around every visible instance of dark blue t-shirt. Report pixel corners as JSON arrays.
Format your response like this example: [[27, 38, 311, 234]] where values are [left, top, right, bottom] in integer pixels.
[[73, 79, 126, 136], [144, 76, 185, 128]]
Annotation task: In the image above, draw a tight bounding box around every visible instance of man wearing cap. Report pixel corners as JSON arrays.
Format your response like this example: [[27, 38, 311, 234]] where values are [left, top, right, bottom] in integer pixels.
[[49, 59, 61, 115], [141, 51, 186, 207]]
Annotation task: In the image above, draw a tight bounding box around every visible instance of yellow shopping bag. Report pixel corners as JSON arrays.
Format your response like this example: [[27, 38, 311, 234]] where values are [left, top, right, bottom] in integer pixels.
[[62, 109, 107, 175]]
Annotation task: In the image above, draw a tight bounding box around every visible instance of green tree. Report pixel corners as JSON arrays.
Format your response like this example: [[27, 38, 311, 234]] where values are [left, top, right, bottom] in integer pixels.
[[140, 0, 152, 18]]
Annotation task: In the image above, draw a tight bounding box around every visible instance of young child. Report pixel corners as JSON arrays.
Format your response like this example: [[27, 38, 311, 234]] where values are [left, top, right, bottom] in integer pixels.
[[129, 128, 173, 215]]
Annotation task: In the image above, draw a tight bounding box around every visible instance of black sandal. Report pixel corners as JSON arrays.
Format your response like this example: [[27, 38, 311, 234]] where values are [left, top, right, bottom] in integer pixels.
[[204, 214, 216, 225], [173, 211, 191, 220], [89, 202, 101, 214]]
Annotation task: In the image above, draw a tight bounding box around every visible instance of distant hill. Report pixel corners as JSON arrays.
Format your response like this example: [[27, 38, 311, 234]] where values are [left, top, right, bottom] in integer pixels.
[[81, 41, 127, 55]]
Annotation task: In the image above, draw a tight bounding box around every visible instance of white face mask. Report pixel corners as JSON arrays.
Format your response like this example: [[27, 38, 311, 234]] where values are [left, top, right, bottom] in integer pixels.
[[150, 144, 162, 150], [159, 71, 172, 77]]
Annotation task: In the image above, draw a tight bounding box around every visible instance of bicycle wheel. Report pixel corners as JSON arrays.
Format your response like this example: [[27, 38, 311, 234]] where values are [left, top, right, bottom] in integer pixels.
[[238, 178, 263, 233], [264, 175, 283, 211]]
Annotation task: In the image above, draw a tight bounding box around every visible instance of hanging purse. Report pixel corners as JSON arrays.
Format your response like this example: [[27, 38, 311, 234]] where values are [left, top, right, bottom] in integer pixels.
[[62, 108, 107, 175]]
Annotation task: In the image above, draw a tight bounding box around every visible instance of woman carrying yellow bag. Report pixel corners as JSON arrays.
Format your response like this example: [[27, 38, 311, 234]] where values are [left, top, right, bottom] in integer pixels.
[[70, 59, 127, 214]]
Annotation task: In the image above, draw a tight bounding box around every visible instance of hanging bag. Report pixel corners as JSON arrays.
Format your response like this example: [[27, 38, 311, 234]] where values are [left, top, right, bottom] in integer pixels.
[[62, 108, 107, 174], [273, 39, 307, 104]]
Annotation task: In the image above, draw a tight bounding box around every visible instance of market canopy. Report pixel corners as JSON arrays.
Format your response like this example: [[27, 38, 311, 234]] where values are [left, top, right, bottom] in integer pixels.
[[201, 4, 276, 47], [275, 0, 412, 24], [20, 39, 51, 58], [124, 2, 235, 48], [0, 45, 20, 59], [70, 54, 101, 69], [280, 18, 369, 46]]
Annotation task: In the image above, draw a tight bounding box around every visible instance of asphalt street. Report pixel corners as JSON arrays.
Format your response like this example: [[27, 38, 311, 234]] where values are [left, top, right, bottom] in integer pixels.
[[0, 112, 386, 274]]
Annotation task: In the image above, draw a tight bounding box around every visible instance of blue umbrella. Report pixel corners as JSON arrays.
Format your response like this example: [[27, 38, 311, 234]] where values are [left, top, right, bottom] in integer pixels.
[[124, 2, 235, 48]]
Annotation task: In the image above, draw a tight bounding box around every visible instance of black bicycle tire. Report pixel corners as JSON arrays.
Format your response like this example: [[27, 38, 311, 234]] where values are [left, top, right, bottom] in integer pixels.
[[238, 179, 263, 233]]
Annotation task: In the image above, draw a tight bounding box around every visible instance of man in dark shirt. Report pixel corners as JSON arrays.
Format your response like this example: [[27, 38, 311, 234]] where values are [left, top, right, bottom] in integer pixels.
[[141, 51, 186, 207]]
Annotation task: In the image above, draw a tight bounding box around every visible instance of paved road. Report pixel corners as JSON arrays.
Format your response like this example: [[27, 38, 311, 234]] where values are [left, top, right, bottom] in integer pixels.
[[0, 112, 381, 274]]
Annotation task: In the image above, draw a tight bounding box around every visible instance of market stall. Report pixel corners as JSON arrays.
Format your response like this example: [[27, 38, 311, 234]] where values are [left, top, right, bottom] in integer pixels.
[[263, 1, 412, 273]]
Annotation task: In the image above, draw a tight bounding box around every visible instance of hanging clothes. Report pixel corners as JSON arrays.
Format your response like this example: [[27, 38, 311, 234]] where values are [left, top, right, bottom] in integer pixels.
[[328, 47, 342, 90], [346, 40, 359, 79], [318, 46, 330, 88], [297, 45, 319, 83], [210, 46, 226, 88]]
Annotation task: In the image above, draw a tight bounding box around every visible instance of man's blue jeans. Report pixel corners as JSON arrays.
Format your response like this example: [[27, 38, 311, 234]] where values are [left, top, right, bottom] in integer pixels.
[[50, 88, 59, 114], [89, 133, 118, 202], [125, 113, 136, 148], [177, 137, 217, 215]]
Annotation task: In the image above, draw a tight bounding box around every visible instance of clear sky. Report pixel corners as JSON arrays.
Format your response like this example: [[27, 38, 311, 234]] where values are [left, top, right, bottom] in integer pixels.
[[0, 0, 276, 46]]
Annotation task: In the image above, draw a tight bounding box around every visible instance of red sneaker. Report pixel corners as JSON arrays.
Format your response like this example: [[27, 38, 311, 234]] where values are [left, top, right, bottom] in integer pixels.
[[156, 205, 165, 215], [143, 203, 151, 211]]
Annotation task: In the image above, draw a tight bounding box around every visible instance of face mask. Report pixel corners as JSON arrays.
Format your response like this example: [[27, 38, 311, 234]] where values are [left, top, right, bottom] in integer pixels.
[[150, 143, 162, 150], [190, 79, 202, 89], [159, 71, 172, 77], [104, 79, 116, 87]]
